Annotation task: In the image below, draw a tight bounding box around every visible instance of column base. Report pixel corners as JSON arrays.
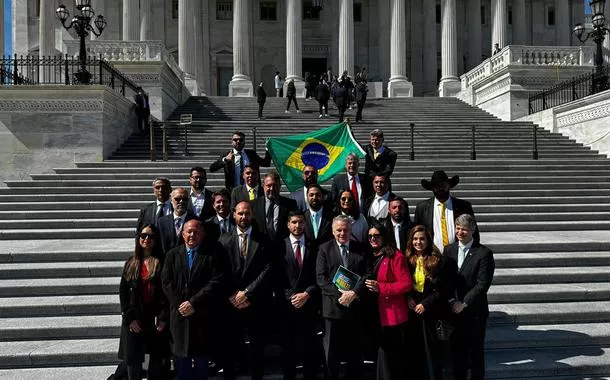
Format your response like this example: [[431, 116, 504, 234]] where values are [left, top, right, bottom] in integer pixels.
[[229, 78, 253, 97], [184, 76, 202, 96], [438, 77, 461, 97], [283, 78, 306, 98], [387, 78, 413, 97]]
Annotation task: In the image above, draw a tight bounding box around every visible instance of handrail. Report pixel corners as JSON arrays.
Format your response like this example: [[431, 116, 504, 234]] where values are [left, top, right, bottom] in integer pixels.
[[149, 121, 191, 161]]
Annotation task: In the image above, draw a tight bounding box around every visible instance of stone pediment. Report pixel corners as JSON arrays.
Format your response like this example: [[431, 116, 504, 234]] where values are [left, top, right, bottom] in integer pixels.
[[213, 46, 233, 56]]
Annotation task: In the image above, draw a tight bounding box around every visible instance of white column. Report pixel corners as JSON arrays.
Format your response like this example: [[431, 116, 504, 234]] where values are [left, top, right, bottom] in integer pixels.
[[378, 0, 391, 92], [39, 0, 57, 83], [466, 0, 481, 70], [438, 0, 460, 97], [179, 0, 196, 78], [140, 0, 151, 41], [338, 0, 354, 76], [387, 0, 412, 97], [90, 0, 105, 40], [555, 0, 570, 46], [122, 0, 139, 40], [194, 0, 204, 95], [511, 0, 526, 45], [229, 0, 253, 96], [422, 0, 437, 95], [285, 0, 305, 97], [491, 0, 507, 53], [409, 0, 423, 95]]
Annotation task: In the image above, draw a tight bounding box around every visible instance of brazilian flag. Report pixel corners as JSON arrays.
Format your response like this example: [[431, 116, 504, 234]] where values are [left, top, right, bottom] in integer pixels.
[[265, 122, 366, 192]]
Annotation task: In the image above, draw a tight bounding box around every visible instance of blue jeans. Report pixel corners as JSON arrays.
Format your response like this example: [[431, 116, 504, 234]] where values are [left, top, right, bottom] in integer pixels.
[[175, 356, 209, 380]]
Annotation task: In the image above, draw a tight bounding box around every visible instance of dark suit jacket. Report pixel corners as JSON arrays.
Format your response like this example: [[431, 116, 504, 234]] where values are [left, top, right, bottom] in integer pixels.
[[364, 144, 397, 178], [274, 236, 319, 308], [204, 214, 236, 242], [303, 208, 334, 250], [187, 188, 215, 221], [136, 201, 172, 232], [443, 241, 495, 318], [363, 192, 397, 224], [330, 173, 373, 212], [230, 185, 264, 210], [316, 239, 373, 319], [161, 242, 224, 357], [256, 86, 267, 103], [413, 196, 479, 244], [209, 149, 272, 189], [384, 220, 412, 252], [252, 195, 298, 244], [290, 186, 332, 212], [157, 213, 197, 254], [218, 228, 272, 306]]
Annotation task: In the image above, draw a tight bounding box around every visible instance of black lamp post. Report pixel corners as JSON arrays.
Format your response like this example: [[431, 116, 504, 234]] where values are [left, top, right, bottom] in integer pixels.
[[573, 0, 609, 91], [56, 0, 106, 84]]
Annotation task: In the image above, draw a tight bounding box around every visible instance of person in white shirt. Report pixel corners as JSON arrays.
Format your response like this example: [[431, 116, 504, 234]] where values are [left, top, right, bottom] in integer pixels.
[[274, 71, 284, 97]]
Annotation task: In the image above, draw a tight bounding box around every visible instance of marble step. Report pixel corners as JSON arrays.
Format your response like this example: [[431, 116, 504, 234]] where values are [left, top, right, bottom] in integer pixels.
[[489, 301, 610, 325], [494, 251, 610, 268], [0, 261, 123, 279], [0, 277, 119, 297], [0, 315, 121, 341], [493, 267, 610, 285], [488, 282, 610, 304], [0, 295, 119, 318], [0, 366, 118, 380]]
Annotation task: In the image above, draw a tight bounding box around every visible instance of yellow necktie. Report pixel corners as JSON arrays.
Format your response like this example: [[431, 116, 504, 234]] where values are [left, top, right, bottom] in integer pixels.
[[248, 188, 255, 201], [440, 202, 449, 248], [373, 150, 379, 160]]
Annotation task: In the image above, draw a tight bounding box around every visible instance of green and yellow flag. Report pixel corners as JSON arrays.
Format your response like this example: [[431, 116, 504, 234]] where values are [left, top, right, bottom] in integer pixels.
[[266, 122, 365, 192]]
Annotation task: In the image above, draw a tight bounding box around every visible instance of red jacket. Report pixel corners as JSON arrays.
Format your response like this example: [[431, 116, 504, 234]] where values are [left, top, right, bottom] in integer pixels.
[[376, 251, 413, 326]]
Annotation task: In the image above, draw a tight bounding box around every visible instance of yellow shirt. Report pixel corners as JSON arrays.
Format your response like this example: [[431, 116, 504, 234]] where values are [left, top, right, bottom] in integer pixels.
[[414, 256, 425, 293]]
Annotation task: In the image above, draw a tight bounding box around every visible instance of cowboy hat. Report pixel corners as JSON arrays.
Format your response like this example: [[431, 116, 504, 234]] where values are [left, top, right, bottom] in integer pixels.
[[421, 170, 460, 190]]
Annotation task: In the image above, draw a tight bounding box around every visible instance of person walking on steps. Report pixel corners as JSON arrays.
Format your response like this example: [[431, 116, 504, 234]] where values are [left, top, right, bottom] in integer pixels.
[[285, 79, 301, 114], [256, 81, 267, 120]]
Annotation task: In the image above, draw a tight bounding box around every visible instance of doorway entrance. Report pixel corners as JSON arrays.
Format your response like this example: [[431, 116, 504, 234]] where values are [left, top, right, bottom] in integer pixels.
[[217, 67, 232, 96], [302, 58, 327, 81]]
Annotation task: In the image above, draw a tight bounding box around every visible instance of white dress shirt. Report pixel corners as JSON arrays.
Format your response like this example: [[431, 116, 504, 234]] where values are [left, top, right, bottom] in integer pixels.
[[289, 235, 305, 264], [433, 197, 455, 251], [458, 238, 474, 270]]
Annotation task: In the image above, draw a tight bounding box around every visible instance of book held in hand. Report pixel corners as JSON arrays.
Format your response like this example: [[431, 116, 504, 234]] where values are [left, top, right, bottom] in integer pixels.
[[333, 265, 361, 291]]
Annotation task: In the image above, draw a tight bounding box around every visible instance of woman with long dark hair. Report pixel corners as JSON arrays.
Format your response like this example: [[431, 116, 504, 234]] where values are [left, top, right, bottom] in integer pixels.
[[334, 188, 369, 242], [365, 224, 413, 380], [118, 224, 170, 380], [405, 225, 454, 380]]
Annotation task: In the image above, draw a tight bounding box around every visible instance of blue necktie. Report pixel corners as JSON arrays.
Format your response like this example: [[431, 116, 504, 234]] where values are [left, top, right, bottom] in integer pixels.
[[341, 244, 349, 267], [187, 248, 195, 270]]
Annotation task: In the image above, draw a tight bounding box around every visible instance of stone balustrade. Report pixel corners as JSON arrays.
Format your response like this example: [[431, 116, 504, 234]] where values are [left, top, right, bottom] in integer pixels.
[[461, 45, 595, 89], [63, 40, 184, 82]]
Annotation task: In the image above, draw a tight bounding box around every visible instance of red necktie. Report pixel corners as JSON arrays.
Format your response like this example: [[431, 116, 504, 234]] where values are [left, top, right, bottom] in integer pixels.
[[350, 176, 360, 210], [294, 241, 302, 270]]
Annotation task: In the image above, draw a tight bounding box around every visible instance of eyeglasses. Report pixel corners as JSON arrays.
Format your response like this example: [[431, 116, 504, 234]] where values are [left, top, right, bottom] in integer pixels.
[[173, 197, 188, 202], [190, 176, 205, 181], [139, 233, 155, 240], [340, 197, 353, 202], [368, 234, 382, 240]]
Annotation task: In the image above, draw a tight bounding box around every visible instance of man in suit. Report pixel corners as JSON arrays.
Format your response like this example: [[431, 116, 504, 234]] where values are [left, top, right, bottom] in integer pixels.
[[364, 174, 396, 225], [334, 80, 349, 123], [385, 197, 412, 252], [219, 201, 272, 380], [252, 171, 298, 244], [330, 153, 372, 213], [256, 81, 266, 120], [316, 215, 373, 380], [205, 189, 235, 241], [134, 86, 150, 135], [157, 188, 197, 255], [303, 184, 334, 249], [413, 170, 478, 251], [161, 219, 224, 380], [443, 214, 495, 380], [135, 177, 172, 233], [188, 166, 214, 220], [230, 164, 264, 209], [363, 129, 397, 181], [275, 210, 320, 380], [209, 131, 272, 190], [290, 165, 331, 212]]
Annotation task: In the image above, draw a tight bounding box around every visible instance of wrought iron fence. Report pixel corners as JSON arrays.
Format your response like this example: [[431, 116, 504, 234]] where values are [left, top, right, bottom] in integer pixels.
[[0, 54, 140, 97], [528, 65, 610, 114]]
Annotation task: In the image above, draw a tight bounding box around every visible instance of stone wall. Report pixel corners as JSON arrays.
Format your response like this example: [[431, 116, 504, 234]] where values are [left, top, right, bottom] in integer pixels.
[[0, 86, 137, 184], [517, 89, 610, 158]]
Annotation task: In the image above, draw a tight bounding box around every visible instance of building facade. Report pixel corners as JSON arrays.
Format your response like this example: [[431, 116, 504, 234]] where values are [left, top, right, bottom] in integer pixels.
[[13, 0, 585, 96]]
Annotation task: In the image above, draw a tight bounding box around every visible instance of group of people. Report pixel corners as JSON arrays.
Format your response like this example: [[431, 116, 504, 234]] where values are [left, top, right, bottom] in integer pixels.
[[112, 129, 495, 380], [258, 69, 368, 122]]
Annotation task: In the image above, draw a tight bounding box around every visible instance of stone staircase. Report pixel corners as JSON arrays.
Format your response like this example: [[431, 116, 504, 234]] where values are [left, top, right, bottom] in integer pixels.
[[0, 96, 610, 379]]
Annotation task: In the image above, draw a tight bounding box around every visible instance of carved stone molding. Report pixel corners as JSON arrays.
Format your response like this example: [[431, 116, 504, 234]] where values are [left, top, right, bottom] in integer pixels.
[[0, 100, 104, 112], [475, 77, 511, 104], [556, 101, 610, 127]]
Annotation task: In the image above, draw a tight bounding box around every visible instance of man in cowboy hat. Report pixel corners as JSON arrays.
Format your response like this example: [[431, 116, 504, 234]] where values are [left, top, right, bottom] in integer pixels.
[[413, 170, 478, 251]]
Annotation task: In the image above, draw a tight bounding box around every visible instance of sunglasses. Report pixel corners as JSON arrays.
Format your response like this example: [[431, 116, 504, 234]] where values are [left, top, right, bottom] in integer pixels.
[[139, 233, 155, 240], [173, 197, 189, 202], [340, 197, 354, 202], [368, 234, 382, 240]]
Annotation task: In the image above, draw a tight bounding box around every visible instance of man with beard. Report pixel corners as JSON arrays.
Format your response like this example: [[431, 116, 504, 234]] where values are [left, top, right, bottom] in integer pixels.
[[230, 164, 264, 209], [205, 189, 236, 241], [290, 165, 330, 212], [157, 188, 197, 255], [414, 170, 478, 251], [330, 154, 373, 214], [136, 177, 172, 232], [187, 166, 214, 220], [209, 131, 272, 190], [385, 197, 412, 252], [161, 219, 224, 379], [219, 201, 272, 380], [252, 171, 298, 244], [303, 184, 334, 249], [363, 174, 396, 225]]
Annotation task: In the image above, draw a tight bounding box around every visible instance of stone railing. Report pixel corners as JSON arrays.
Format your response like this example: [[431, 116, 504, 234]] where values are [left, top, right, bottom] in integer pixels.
[[63, 40, 184, 82], [461, 45, 595, 89]]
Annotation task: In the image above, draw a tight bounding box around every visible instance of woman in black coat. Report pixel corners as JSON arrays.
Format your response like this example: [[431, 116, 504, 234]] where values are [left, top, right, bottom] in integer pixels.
[[405, 225, 455, 380], [119, 224, 170, 380]]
